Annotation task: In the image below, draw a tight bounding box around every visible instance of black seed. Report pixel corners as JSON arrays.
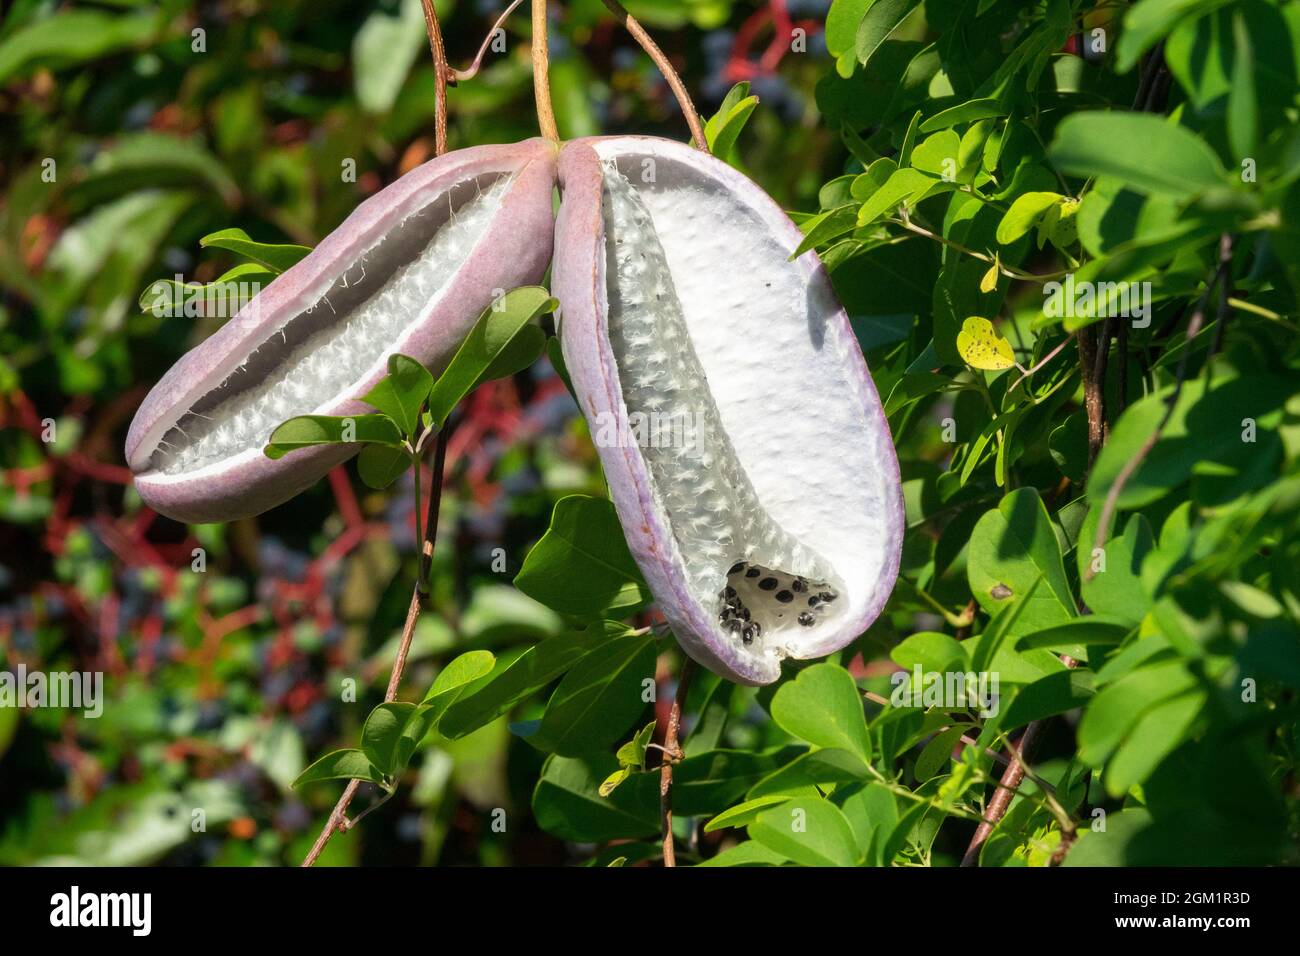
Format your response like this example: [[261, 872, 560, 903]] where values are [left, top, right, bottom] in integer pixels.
[[819, 591, 837, 602], [798, 612, 816, 627], [808, 595, 820, 607], [728, 562, 746, 575], [742, 624, 756, 644], [725, 619, 742, 633], [791, 579, 807, 593], [745, 568, 761, 578], [751, 622, 762, 638], [776, 589, 793, 603], [759, 577, 778, 591], [724, 586, 737, 599], [740, 608, 750, 621]]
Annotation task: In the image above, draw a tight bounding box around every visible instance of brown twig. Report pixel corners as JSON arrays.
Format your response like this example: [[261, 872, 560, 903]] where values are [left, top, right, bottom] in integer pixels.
[[301, 430, 451, 867], [1077, 326, 1105, 466], [418, 0, 451, 156], [1086, 235, 1233, 581], [960, 720, 1046, 867], [530, 0, 560, 141], [598, 0, 708, 150], [659, 658, 696, 866]]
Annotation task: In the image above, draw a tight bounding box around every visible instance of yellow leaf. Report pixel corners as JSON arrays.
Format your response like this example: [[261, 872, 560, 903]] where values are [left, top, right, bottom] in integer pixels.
[[956, 316, 1016, 371], [979, 261, 999, 293]]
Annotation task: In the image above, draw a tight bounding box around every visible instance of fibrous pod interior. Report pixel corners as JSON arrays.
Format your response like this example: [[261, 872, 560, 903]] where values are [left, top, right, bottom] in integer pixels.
[[126, 139, 557, 523], [162, 175, 510, 476], [554, 136, 903, 685]]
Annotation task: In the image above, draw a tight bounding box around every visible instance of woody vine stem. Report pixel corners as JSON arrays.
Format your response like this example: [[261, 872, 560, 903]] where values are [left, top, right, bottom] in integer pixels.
[[301, 2, 455, 868]]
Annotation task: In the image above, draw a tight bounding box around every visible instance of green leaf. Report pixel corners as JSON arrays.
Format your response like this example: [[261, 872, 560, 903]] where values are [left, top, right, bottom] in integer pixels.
[[615, 720, 657, 770], [356, 444, 410, 491], [1078, 512, 1156, 626], [1077, 661, 1199, 768], [747, 747, 871, 798], [826, 0, 873, 59], [697, 840, 790, 867], [474, 325, 546, 387], [914, 725, 970, 781], [749, 796, 861, 867], [910, 130, 962, 179], [360, 702, 416, 775], [362, 353, 434, 437], [264, 414, 402, 459], [704, 88, 759, 159], [532, 753, 660, 842], [425, 286, 556, 427], [967, 488, 1076, 630], [891, 631, 966, 675], [919, 98, 1006, 132], [995, 191, 1063, 245], [1088, 375, 1288, 511], [1115, 0, 1233, 72], [137, 262, 274, 317], [0, 10, 160, 84], [1226, 11, 1258, 165], [440, 626, 613, 738], [353, 0, 428, 114], [792, 204, 859, 258], [769, 663, 872, 766], [1105, 690, 1205, 796], [514, 495, 650, 618], [1014, 618, 1131, 654], [999, 669, 1096, 732], [423, 650, 498, 705], [1049, 113, 1225, 198], [704, 794, 791, 832], [532, 633, 657, 756], [292, 749, 383, 789], [856, 0, 921, 69], [199, 228, 311, 273], [838, 781, 901, 865], [858, 167, 936, 226]]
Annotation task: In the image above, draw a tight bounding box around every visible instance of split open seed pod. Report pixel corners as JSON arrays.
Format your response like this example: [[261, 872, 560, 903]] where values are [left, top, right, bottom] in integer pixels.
[[552, 136, 903, 685], [126, 139, 558, 523]]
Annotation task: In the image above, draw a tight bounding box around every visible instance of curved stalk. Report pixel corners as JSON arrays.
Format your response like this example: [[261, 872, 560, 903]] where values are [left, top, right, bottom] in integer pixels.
[[531, 0, 560, 142], [598, 0, 708, 150], [452, 0, 527, 83]]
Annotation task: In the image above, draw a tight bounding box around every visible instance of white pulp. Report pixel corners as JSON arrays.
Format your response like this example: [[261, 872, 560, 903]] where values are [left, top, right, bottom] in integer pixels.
[[601, 163, 839, 657]]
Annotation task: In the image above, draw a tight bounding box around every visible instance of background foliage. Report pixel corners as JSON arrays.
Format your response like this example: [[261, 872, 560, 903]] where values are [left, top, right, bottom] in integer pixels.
[[1, 0, 1297, 866]]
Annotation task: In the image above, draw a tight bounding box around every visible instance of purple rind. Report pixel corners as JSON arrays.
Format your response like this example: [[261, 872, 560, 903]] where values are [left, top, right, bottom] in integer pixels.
[[127, 138, 559, 524], [552, 136, 904, 686]]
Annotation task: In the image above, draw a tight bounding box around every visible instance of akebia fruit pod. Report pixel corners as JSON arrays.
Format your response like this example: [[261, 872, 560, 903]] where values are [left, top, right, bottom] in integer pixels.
[[552, 136, 903, 685], [126, 138, 557, 523]]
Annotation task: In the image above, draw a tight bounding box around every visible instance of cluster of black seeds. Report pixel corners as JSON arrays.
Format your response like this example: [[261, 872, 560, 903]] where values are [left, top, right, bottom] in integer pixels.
[[717, 560, 839, 646]]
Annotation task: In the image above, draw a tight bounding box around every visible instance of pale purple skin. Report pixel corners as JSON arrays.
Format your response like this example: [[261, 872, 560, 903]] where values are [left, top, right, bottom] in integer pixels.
[[127, 138, 558, 524], [552, 136, 904, 686]]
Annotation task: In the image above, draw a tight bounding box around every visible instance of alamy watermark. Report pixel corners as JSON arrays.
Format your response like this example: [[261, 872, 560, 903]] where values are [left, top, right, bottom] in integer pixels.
[[889, 665, 1000, 718], [1043, 274, 1153, 328], [591, 407, 703, 457], [0, 665, 103, 718], [142, 275, 263, 319]]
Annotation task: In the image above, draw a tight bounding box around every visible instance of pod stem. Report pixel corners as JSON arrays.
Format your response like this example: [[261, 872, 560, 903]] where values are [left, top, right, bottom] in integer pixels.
[[419, 0, 451, 155], [598, 0, 708, 151], [531, 0, 561, 142], [659, 657, 696, 867], [301, 429, 451, 868]]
